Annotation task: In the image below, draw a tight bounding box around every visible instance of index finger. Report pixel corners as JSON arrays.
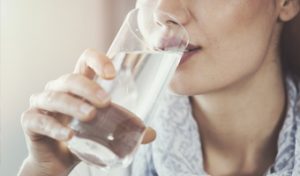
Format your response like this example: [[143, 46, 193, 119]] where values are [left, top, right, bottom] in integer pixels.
[[74, 48, 116, 80]]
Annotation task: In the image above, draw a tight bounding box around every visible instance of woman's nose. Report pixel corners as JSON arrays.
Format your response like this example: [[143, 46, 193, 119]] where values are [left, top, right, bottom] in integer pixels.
[[153, 0, 190, 27]]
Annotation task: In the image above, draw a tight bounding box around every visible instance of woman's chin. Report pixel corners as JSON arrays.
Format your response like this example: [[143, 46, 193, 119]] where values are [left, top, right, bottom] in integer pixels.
[[168, 80, 193, 96], [168, 77, 220, 96]]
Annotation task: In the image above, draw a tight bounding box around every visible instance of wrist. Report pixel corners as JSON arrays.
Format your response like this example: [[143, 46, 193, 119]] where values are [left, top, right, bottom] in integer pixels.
[[18, 156, 79, 176]]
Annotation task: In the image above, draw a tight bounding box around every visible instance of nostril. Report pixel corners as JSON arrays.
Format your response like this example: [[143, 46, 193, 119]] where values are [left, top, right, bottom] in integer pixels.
[[155, 19, 179, 28], [153, 10, 182, 28], [166, 20, 179, 26]]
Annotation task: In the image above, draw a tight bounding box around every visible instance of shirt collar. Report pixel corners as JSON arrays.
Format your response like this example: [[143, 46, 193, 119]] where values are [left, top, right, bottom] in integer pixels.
[[151, 75, 300, 176]]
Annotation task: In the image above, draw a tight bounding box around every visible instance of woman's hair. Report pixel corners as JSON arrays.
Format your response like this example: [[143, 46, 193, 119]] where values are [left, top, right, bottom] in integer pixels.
[[280, 10, 300, 78]]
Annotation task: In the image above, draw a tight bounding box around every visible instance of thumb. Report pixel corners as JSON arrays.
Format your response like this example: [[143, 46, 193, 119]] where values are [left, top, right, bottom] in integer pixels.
[[142, 127, 156, 144]]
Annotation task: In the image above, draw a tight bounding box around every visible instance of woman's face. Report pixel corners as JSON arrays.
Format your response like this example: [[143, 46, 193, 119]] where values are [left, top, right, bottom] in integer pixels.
[[137, 0, 288, 95]]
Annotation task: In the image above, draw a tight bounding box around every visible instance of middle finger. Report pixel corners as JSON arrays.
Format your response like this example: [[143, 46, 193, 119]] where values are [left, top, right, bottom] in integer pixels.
[[30, 91, 96, 121]]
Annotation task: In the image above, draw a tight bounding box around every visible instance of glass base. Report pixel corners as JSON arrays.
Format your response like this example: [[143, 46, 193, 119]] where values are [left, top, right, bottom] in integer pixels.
[[68, 137, 133, 170]]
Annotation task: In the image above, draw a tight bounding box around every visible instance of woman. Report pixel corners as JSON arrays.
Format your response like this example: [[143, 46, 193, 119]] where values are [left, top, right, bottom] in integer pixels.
[[18, 0, 300, 175]]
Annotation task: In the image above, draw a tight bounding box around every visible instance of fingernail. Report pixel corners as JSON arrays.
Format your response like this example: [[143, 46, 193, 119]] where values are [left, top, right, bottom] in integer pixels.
[[97, 90, 110, 102], [104, 63, 116, 78], [80, 103, 94, 115]]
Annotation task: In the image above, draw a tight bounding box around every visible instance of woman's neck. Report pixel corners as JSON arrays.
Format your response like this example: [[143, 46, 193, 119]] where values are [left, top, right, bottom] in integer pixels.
[[191, 54, 286, 175]]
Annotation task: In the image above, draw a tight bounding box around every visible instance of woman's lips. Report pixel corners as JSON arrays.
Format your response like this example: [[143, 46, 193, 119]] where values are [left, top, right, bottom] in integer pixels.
[[154, 40, 201, 65], [180, 44, 201, 65]]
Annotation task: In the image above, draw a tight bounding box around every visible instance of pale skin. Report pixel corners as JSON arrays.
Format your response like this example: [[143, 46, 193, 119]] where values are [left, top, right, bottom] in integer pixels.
[[18, 49, 157, 176], [19, 0, 300, 176]]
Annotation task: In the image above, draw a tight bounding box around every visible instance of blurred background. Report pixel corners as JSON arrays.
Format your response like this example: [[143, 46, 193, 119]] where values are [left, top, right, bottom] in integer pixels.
[[0, 0, 136, 175]]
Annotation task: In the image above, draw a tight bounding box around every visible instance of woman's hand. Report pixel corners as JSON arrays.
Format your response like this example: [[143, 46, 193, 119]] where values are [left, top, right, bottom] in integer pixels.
[[18, 49, 156, 176]]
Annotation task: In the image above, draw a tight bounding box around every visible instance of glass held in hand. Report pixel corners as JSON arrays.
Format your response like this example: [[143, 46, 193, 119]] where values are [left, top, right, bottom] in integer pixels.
[[67, 7, 189, 170]]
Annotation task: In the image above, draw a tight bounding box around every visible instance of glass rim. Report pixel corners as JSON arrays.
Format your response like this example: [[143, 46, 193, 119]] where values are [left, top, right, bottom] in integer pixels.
[[124, 8, 190, 53]]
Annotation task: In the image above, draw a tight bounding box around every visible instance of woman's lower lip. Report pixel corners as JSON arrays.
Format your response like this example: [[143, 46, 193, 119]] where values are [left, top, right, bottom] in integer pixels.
[[179, 49, 200, 65]]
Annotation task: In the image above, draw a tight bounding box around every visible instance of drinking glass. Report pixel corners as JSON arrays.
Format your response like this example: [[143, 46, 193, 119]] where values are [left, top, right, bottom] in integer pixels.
[[67, 7, 189, 170]]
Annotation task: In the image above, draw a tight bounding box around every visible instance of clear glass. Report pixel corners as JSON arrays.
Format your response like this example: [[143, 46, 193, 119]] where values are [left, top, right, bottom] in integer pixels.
[[67, 7, 189, 170]]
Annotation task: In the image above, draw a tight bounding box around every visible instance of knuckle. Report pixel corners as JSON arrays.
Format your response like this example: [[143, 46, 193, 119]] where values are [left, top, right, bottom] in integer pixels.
[[57, 93, 68, 102], [83, 48, 95, 55], [34, 113, 47, 128], [63, 74, 86, 91], [58, 73, 79, 84], [20, 109, 37, 131], [59, 73, 74, 83], [20, 109, 31, 126], [84, 48, 107, 63], [97, 53, 110, 64], [29, 93, 39, 107], [84, 80, 100, 94], [69, 96, 81, 106], [44, 91, 79, 114], [81, 48, 96, 62], [44, 120, 55, 134], [44, 80, 55, 90], [70, 100, 87, 116], [55, 93, 73, 107], [43, 91, 59, 104]]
